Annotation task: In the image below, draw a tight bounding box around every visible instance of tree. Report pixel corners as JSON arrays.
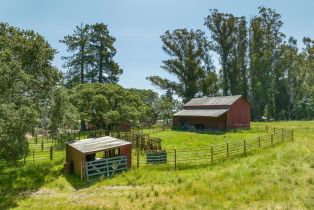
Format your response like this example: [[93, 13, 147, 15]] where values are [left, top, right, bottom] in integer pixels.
[[271, 37, 299, 120], [69, 84, 144, 130], [291, 37, 314, 119], [128, 89, 160, 125], [60, 24, 92, 87], [61, 23, 122, 87], [248, 7, 285, 120], [204, 10, 248, 97], [147, 29, 217, 102], [128, 89, 181, 125], [89, 23, 123, 83], [48, 87, 79, 135], [0, 23, 61, 163]]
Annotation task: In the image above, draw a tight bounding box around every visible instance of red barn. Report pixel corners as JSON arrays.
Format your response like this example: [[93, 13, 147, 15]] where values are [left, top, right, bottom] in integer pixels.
[[173, 95, 250, 130]]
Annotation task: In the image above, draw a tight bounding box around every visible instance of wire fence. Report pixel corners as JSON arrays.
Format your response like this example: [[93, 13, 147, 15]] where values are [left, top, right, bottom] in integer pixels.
[[1, 125, 292, 171], [135, 127, 293, 169]]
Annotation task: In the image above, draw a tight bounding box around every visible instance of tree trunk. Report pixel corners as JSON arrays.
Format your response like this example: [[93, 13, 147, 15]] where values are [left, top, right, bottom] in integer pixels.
[[80, 45, 85, 83]]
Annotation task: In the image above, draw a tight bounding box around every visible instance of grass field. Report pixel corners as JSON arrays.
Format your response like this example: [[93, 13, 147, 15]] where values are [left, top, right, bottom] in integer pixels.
[[0, 121, 313, 209], [150, 126, 268, 149]]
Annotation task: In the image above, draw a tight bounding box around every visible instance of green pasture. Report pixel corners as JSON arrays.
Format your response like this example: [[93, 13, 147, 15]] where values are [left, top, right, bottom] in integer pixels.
[[0, 121, 313, 209]]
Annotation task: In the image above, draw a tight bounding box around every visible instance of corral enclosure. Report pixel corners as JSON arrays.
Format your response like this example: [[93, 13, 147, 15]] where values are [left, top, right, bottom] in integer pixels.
[[5, 124, 292, 174]]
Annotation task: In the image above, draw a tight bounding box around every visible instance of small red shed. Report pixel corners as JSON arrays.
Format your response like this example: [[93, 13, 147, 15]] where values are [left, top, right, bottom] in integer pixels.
[[173, 95, 250, 130], [65, 136, 132, 180]]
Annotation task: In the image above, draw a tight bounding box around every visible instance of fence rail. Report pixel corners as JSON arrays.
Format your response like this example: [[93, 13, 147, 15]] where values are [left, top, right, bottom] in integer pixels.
[[4, 125, 293, 172], [85, 156, 128, 181], [136, 127, 293, 169]]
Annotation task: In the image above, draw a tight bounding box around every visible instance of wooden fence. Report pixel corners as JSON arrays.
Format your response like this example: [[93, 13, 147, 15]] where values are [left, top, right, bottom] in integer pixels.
[[136, 127, 293, 170]]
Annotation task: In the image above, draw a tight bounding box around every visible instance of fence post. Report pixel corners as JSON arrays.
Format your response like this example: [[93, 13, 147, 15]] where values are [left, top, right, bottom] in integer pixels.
[[50, 146, 53, 160], [35, 135, 38, 144], [226, 143, 229, 158], [137, 148, 139, 169], [174, 149, 177, 170], [291, 130, 294, 141], [258, 137, 261, 148], [243, 140, 247, 156], [281, 128, 284, 142], [81, 159, 84, 181], [33, 149, 35, 163], [211, 146, 214, 164], [41, 140, 44, 151], [271, 134, 273, 146]]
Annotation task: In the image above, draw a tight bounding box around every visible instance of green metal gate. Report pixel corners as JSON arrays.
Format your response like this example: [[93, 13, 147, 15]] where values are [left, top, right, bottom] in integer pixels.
[[85, 156, 127, 180], [146, 151, 167, 164]]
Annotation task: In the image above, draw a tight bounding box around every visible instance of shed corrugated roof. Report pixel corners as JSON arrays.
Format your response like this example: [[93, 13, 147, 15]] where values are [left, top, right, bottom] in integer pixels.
[[173, 109, 228, 117], [184, 95, 242, 107], [68, 136, 131, 154]]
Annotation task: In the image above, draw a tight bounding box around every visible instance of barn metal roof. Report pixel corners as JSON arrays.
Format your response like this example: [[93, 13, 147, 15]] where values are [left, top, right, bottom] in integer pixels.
[[184, 95, 242, 107], [68, 136, 131, 154], [173, 109, 228, 117]]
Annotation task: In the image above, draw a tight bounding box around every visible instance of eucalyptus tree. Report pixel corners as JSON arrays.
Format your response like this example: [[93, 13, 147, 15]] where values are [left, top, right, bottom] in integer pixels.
[[204, 10, 248, 97], [249, 7, 285, 120], [147, 29, 217, 102]]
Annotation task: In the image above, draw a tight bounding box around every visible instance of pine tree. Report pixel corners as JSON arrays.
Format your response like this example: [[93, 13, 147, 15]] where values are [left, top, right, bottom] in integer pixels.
[[89, 23, 122, 83], [60, 24, 92, 87]]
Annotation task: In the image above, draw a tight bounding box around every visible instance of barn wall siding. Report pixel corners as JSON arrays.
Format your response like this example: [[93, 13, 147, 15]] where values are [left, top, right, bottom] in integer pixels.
[[226, 98, 251, 128]]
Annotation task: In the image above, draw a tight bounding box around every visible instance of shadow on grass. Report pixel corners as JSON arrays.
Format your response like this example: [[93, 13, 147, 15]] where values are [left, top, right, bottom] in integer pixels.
[[171, 127, 262, 136], [0, 159, 63, 210], [64, 174, 94, 190]]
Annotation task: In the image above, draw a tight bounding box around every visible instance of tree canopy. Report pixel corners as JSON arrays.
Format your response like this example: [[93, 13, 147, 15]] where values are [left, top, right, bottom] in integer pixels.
[[68, 83, 145, 130], [60, 23, 122, 87], [148, 7, 314, 120], [0, 23, 61, 163], [147, 29, 218, 103]]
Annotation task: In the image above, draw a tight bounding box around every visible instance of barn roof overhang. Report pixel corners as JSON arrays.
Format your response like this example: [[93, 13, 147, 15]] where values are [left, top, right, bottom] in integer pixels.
[[67, 136, 131, 154], [173, 109, 228, 117]]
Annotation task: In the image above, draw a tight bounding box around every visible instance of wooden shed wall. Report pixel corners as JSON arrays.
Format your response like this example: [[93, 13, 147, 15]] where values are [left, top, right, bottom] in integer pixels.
[[119, 144, 132, 168], [66, 144, 84, 177], [226, 97, 250, 128]]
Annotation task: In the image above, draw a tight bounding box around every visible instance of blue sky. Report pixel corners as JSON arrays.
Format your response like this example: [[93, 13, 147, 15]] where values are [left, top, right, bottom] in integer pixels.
[[0, 0, 313, 94]]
